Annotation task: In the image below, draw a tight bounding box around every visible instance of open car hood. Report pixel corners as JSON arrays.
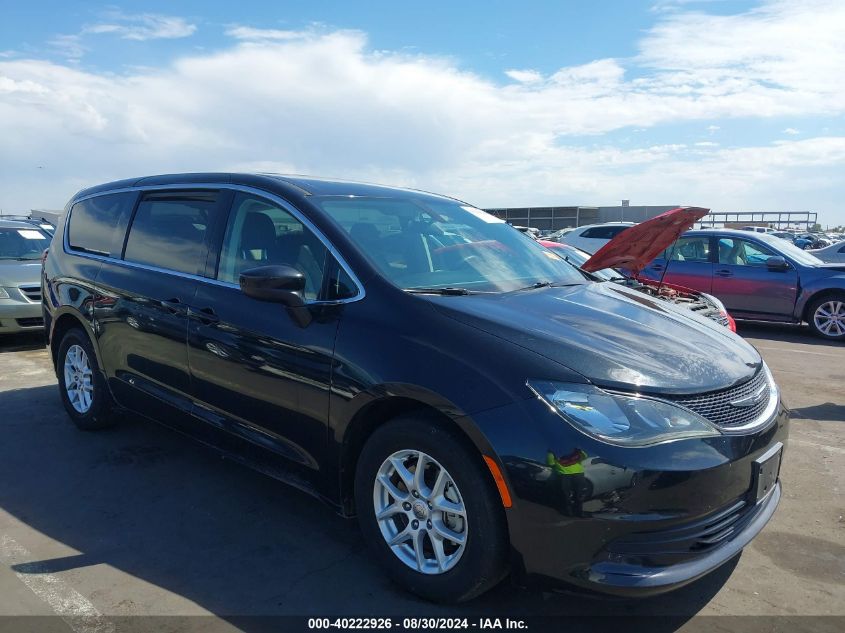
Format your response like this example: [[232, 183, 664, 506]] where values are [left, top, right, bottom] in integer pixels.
[[582, 206, 709, 275]]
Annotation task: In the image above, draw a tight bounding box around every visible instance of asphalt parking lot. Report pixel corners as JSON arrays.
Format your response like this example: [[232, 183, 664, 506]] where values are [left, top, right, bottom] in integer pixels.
[[0, 324, 842, 632]]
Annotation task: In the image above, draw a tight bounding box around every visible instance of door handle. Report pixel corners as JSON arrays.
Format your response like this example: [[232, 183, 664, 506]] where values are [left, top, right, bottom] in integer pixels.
[[650, 264, 665, 271], [160, 298, 184, 314], [715, 269, 733, 277], [188, 306, 220, 324]]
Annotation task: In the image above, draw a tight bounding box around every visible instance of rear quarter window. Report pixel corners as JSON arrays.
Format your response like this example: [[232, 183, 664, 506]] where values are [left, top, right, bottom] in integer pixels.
[[67, 192, 135, 256]]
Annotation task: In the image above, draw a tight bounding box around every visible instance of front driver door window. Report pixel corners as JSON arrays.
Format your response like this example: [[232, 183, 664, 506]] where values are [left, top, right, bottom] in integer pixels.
[[717, 238, 777, 267], [712, 237, 797, 318], [217, 194, 329, 300], [187, 192, 347, 485]]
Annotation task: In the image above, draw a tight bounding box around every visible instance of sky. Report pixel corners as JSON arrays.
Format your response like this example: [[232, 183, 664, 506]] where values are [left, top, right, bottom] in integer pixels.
[[1, 0, 844, 227]]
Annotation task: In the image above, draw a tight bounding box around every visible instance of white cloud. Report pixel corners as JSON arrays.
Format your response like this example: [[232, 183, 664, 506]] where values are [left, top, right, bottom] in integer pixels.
[[694, 141, 719, 147], [637, 0, 845, 115], [1, 1, 844, 223], [48, 12, 197, 60], [782, 127, 800, 135], [49, 34, 86, 61], [226, 26, 307, 41], [84, 13, 197, 41], [504, 69, 543, 84]]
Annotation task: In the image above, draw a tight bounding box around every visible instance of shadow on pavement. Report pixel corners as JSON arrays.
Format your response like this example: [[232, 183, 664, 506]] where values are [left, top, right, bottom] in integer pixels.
[[0, 332, 46, 354], [736, 321, 843, 348], [790, 403, 845, 422], [0, 384, 733, 630]]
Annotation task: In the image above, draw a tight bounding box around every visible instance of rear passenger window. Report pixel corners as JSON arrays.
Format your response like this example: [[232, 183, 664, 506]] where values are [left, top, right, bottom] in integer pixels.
[[124, 192, 216, 275], [661, 236, 711, 262], [217, 193, 330, 301], [68, 193, 134, 256]]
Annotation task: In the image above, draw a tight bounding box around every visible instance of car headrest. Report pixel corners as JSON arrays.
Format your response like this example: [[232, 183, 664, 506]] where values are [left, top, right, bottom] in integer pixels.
[[240, 212, 276, 254]]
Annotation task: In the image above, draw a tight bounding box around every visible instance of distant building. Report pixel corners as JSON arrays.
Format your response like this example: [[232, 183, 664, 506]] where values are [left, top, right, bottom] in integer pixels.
[[484, 204, 678, 230], [30, 209, 62, 225], [484, 204, 817, 231], [0, 209, 62, 225], [484, 206, 599, 231]]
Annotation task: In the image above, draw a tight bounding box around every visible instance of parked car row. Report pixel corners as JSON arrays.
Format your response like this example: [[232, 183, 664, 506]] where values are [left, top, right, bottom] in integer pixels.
[[536, 217, 845, 340], [540, 208, 736, 331], [761, 229, 844, 251], [0, 214, 56, 236], [636, 229, 845, 339], [0, 218, 50, 334], [808, 240, 845, 263], [41, 172, 789, 603]]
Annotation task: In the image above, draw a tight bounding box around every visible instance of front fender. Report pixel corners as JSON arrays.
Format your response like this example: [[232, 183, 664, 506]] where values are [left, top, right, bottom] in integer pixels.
[[794, 273, 845, 319]]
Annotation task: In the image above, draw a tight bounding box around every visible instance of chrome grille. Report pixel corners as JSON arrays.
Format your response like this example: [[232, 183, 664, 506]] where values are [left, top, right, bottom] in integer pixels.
[[20, 286, 42, 303], [666, 369, 771, 428]]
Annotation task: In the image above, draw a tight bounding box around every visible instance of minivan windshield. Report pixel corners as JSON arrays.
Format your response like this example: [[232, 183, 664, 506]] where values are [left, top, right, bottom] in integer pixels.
[[314, 196, 586, 293], [0, 227, 51, 260]]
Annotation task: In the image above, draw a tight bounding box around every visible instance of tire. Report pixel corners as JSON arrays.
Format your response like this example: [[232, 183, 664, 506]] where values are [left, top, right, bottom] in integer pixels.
[[354, 414, 509, 603], [56, 328, 118, 430], [806, 293, 845, 340]]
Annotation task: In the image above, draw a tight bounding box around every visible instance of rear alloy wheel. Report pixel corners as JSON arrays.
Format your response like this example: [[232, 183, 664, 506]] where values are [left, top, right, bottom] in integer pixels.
[[355, 415, 509, 603], [57, 328, 118, 430], [64, 344, 93, 414], [808, 295, 845, 340]]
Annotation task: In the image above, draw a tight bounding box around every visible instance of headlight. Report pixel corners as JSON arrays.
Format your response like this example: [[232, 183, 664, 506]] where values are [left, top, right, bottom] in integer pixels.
[[527, 380, 721, 447], [0, 287, 10, 299]]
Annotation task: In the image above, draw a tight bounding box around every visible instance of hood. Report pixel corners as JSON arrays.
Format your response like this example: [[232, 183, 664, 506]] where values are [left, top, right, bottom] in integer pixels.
[[816, 263, 845, 272], [0, 260, 42, 286], [583, 207, 709, 275], [427, 282, 760, 395]]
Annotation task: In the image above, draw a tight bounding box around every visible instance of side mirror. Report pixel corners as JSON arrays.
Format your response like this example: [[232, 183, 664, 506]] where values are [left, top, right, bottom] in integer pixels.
[[766, 256, 790, 271], [239, 265, 305, 303], [239, 265, 312, 326]]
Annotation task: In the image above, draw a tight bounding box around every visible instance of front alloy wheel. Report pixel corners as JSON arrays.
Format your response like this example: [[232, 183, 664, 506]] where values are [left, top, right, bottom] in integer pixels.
[[812, 298, 845, 339], [355, 415, 509, 603], [373, 449, 467, 575]]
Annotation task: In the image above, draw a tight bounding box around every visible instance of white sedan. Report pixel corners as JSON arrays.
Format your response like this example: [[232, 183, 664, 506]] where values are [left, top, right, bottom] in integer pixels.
[[808, 241, 845, 263], [555, 222, 634, 254]]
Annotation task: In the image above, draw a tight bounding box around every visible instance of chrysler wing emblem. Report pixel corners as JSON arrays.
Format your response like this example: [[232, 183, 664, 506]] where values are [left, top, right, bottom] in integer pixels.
[[730, 384, 768, 408]]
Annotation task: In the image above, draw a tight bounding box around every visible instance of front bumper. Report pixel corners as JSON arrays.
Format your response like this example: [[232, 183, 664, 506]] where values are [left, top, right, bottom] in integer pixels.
[[0, 298, 44, 332], [583, 481, 780, 595], [470, 396, 790, 597]]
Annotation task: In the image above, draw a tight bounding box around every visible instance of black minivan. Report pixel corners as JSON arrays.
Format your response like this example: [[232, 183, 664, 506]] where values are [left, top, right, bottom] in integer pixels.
[[43, 173, 788, 602]]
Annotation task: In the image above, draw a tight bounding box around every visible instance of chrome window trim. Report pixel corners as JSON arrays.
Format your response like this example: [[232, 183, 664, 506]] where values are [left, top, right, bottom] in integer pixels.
[[64, 183, 366, 305]]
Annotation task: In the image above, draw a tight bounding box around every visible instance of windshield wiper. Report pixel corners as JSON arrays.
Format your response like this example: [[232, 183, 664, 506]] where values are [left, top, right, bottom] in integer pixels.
[[405, 287, 472, 296], [512, 281, 554, 292], [512, 280, 581, 292]]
